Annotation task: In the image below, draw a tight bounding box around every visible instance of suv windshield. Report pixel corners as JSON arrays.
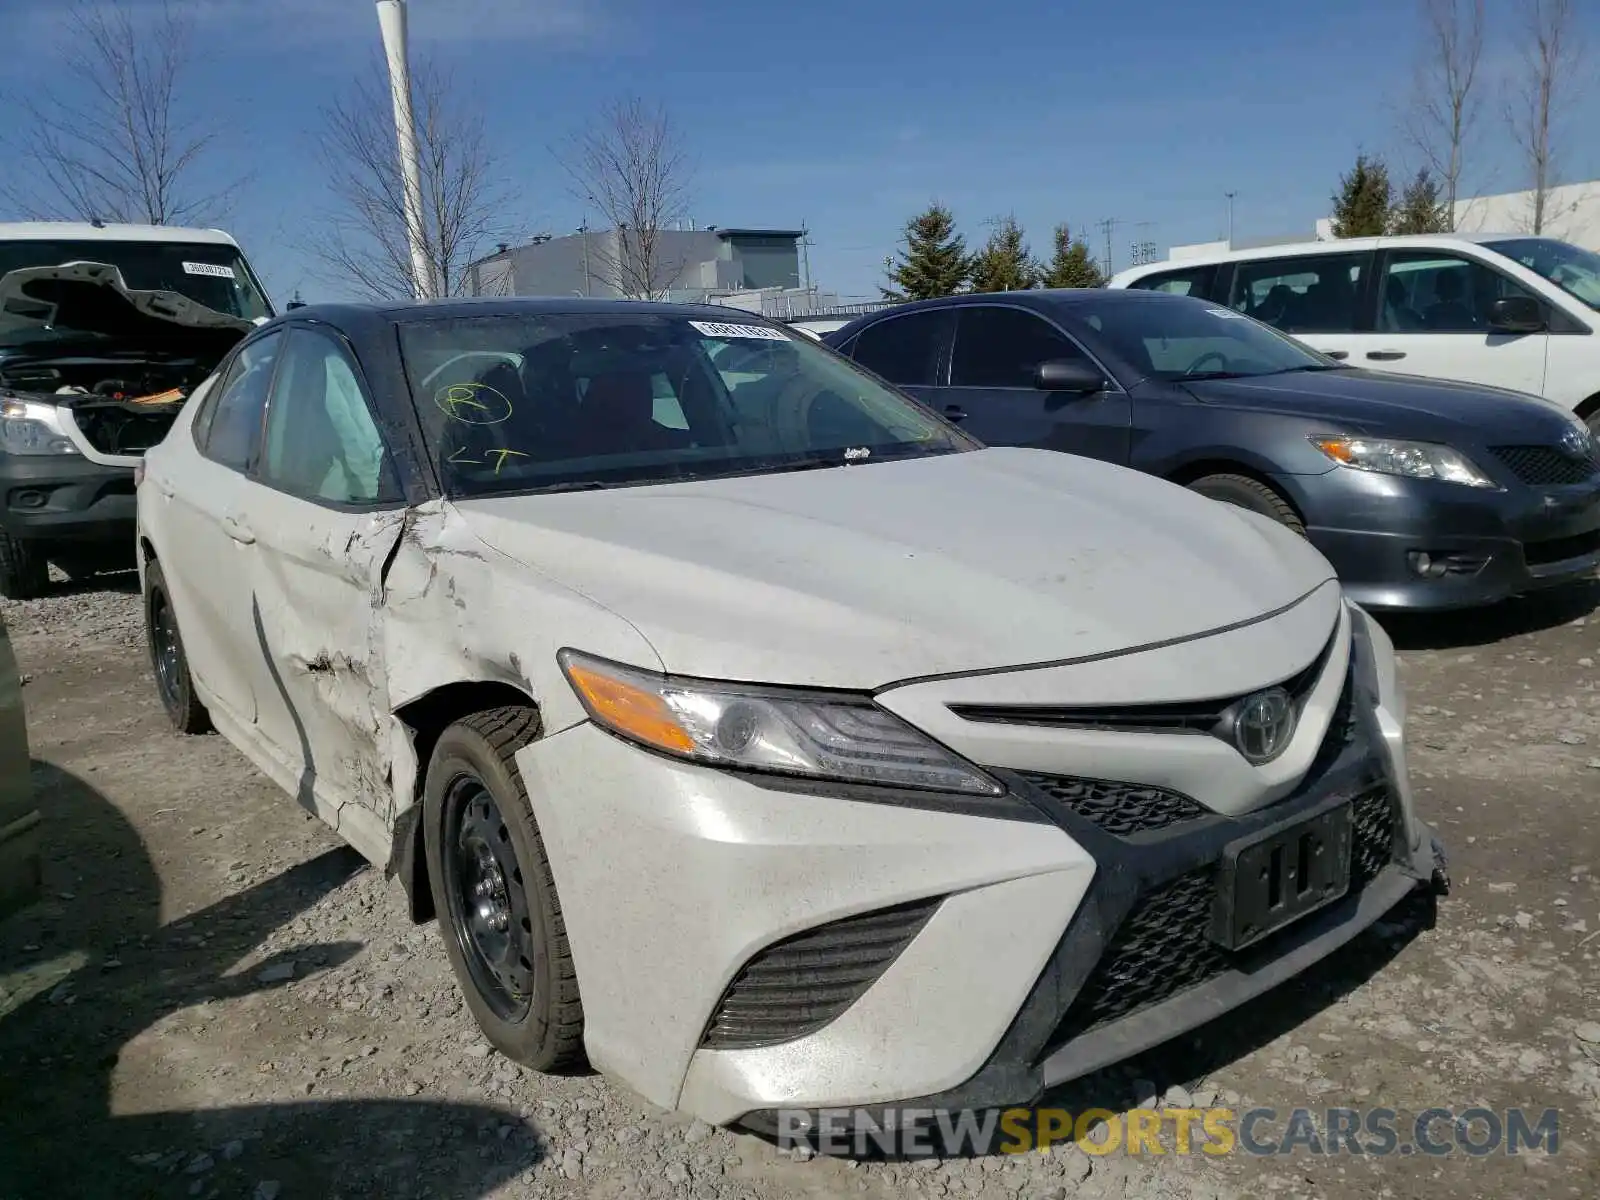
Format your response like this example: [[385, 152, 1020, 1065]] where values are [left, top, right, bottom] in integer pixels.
[[0, 238, 273, 347], [1077, 298, 1334, 380], [398, 312, 975, 497], [1485, 236, 1600, 311]]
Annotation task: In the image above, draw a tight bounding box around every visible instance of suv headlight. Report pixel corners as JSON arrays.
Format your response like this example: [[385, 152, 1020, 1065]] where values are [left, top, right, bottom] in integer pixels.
[[0, 398, 80, 456], [559, 649, 1004, 796], [1310, 436, 1496, 488]]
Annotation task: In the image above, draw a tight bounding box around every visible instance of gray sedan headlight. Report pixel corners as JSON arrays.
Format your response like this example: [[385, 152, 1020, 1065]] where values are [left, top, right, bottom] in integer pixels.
[[0, 399, 80, 456], [558, 649, 1004, 796], [1310, 436, 1497, 488]]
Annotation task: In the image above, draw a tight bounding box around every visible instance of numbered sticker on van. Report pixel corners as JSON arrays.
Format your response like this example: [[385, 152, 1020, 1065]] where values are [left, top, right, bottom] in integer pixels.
[[689, 320, 791, 341], [182, 262, 236, 279]]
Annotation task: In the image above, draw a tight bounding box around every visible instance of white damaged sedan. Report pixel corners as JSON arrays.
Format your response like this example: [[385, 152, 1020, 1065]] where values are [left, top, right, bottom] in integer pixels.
[[135, 299, 1448, 1128]]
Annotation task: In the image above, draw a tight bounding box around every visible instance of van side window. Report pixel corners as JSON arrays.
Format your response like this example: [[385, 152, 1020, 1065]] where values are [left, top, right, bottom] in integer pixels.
[[1379, 252, 1542, 333], [1127, 265, 1217, 299], [1227, 254, 1367, 334]]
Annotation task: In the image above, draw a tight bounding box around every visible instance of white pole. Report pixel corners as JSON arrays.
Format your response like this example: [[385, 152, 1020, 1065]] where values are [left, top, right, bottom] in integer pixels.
[[376, 1, 435, 298]]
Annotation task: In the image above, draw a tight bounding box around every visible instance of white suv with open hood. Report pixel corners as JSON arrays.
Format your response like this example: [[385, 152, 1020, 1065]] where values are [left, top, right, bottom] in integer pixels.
[[135, 298, 1448, 1130], [0, 222, 270, 597]]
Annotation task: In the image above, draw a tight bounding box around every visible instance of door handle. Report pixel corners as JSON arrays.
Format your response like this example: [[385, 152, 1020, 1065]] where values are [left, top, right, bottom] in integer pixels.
[[943, 405, 968, 422], [1318, 350, 1350, 360], [1366, 350, 1407, 361], [221, 515, 256, 545]]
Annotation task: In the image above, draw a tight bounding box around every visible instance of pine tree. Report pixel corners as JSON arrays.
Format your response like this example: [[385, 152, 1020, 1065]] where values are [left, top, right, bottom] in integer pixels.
[[1330, 154, 1394, 238], [1038, 224, 1105, 289], [1390, 167, 1451, 235], [883, 204, 971, 300], [969, 215, 1037, 292]]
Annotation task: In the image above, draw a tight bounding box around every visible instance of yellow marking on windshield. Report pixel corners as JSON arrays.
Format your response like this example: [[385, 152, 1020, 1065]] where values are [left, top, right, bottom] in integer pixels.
[[434, 381, 513, 425], [490, 448, 530, 474]]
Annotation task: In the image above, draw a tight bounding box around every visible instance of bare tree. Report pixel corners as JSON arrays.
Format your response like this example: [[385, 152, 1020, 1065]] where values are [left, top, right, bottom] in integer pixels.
[[556, 98, 694, 300], [1505, 0, 1581, 234], [1, 0, 242, 225], [309, 58, 516, 300], [1401, 0, 1483, 231]]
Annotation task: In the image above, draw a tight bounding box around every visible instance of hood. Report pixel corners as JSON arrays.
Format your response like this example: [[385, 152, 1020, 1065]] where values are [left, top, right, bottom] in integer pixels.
[[0, 260, 254, 362], [1183, 368, 1579, 444], [453, 447, 1338, 690]]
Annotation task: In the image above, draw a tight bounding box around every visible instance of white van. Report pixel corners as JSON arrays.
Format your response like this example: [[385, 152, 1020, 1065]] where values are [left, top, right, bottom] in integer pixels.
[[1109, 234, 1600, 432]]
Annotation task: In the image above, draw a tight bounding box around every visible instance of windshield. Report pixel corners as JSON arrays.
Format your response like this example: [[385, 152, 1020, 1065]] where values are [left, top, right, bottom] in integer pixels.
[[398, 313, 975, 497], [1485, 237, 1600, 311], [1078, 299, 1333, 380], [0, 239, 273, 347]]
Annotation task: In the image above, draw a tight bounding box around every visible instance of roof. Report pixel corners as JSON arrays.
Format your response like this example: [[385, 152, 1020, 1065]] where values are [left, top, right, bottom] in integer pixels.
[[264, 295, 792, 328], [1111, 232, 1534, 282], [0, 221, 241, 245]]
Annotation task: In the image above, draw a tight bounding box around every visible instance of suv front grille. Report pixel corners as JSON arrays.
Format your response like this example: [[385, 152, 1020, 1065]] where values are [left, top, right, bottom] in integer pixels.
[[700, 898, 940, 1050], [1491, 444, 1599, 486], [1044, 787, 1398, 1049]]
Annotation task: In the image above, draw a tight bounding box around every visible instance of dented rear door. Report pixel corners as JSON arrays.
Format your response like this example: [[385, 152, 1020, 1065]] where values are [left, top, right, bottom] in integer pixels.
[[236, 327, 408, 856]]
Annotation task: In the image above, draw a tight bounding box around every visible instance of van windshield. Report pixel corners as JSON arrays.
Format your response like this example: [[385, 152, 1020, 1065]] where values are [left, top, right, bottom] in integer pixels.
[[1485, 237, 1600, 311], [397, 312, 975, 497], [0, 239, 273, 328]]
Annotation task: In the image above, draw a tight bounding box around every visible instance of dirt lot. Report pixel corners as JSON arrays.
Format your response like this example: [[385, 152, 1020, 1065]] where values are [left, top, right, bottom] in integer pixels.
[[1, 576, 1597, 1200]]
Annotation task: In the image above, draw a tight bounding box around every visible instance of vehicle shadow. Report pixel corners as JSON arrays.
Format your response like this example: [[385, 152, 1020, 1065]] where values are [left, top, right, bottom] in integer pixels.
[[756, 890, 1436, 1162], [1378, 578, 1598, 651], [41, 567, 141, 599], [0, 761, 544, 1199]]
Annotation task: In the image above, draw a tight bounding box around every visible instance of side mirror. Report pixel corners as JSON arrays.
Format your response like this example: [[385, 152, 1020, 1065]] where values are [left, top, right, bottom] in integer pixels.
[[1487, 296, 1545, 334], [1034, 358, 1106, 393]]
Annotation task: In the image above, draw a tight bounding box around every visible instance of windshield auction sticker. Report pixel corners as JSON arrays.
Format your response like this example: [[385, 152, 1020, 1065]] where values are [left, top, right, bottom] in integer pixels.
[[688, 320, 791, 341], [182, 262, 236, 279]]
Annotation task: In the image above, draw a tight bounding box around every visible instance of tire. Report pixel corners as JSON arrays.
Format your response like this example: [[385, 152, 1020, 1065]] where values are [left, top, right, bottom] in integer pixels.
[[1187, 473, 1307, 536], [1584, 406, 1600, 438], [423, 706, 585, 1071], [143, 559, 212, 734], [0, 531, 48, 600]]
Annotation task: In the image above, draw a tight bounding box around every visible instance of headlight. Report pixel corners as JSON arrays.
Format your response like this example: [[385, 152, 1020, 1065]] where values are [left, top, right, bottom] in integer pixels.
[[558, 649, 1004, 796], [1310, 436, 1496, 488], [0, 398, 80, 456]]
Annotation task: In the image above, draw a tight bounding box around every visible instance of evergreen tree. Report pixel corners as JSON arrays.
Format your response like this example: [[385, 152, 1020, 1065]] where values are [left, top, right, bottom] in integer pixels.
[[969, 215, 1037, 292], [1391, 167, 1451, 235], [1038, 224, 1105, 289], [883, 204, 971, 300], [1330, 154, 1394, 238]]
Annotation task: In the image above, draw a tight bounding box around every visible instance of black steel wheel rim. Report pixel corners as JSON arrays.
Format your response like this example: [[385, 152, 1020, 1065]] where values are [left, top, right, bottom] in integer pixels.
[[442, 774, 536, 1022], [150, 591, 184, 711]]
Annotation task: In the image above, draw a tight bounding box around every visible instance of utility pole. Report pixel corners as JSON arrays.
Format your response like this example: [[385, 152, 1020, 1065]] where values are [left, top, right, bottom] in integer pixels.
[[375, 1, 435, 298], [578, 220, 591, 296], [1097, 217, 1120, 280], [800, 221, 813, 292], [1225, 191, 1237, 248]]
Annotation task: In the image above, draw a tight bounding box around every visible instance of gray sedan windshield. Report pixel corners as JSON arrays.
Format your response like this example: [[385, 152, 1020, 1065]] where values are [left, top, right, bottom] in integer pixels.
[[1078, 300, 1333, 380]]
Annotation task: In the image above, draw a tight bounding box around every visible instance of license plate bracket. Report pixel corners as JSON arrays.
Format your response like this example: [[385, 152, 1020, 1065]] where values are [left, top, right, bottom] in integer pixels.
[[1211, 803, 1353, 951]]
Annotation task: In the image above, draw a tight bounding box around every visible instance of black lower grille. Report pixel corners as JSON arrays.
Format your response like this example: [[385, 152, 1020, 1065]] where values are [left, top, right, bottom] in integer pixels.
[[1046, 788, 1399, 1048], [700, 898, 940, 1050], [1491, 444, 1599, 486], [1524, 527, 1600, 567], [1021, 774, 1207, 836]]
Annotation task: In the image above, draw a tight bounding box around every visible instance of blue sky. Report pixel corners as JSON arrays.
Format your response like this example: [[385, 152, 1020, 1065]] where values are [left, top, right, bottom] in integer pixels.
[[3, 0, 1598, 305]]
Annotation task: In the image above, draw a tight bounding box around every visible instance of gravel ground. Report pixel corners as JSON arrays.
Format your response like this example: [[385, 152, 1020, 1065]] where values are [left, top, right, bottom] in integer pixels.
[[1, 573, 1597, 1200]]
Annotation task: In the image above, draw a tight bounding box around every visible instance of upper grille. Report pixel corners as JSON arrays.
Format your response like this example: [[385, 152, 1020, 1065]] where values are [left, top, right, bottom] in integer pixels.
[[1021, 773, 1207, 836], [1491, 444, 1599, 487], [948, 629, 1336, 733], [1044, 788, 1398, 1049], [700, 898, 940, 1050]]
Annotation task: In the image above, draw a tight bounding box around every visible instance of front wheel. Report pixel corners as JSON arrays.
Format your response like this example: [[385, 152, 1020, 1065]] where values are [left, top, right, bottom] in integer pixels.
[[0, 531, 48, 600], [1187, 472, 1307, 536], [423, 707, 585, 1071]]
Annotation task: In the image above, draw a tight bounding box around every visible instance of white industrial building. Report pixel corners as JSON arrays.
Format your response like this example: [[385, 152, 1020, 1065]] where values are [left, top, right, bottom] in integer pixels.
[[1168, 180, 1600, 260]]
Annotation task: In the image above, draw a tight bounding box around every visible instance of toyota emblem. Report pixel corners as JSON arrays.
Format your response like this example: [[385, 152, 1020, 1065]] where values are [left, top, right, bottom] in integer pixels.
[[1233, 687, 1297, 764]]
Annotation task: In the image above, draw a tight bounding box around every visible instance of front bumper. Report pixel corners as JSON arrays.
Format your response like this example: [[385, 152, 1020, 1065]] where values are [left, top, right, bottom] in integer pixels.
[[0, 450, 138, 547], [1288, 468, 1600, 611], [513, 600, 1441, 1127]]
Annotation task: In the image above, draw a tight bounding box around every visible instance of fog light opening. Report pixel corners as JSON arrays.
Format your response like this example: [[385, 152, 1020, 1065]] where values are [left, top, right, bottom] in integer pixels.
[[1407, 551, 1450, 579], [11, 490, 47, 510]]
